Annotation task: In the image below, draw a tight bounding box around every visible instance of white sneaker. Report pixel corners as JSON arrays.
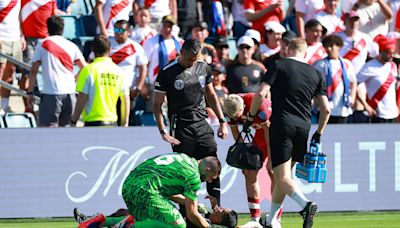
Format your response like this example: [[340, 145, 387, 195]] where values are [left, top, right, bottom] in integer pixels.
[[238, 219, 263, 228]]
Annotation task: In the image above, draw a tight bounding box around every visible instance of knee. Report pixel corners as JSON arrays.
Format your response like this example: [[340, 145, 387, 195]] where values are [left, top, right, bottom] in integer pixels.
[[243, 169, 258, 181]]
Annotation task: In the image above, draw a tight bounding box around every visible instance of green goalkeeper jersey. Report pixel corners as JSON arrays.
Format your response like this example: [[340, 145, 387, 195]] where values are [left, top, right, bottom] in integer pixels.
[[124, 153, 201, 201]]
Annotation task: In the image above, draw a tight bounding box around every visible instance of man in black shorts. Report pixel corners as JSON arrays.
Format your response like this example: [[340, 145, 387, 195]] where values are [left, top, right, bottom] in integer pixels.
[[153, 39, 229, 207], [245, 38, 330, 228]]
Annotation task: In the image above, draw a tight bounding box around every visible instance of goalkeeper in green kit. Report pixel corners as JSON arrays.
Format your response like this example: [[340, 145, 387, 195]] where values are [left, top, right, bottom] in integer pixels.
[[119, 152, 234, 228]]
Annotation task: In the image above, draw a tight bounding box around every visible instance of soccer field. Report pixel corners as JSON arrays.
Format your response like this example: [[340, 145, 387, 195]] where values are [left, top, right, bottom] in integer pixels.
[[0, 211, 399, 228]]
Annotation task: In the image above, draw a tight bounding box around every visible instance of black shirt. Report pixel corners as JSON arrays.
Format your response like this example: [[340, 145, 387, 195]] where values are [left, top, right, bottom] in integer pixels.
[[155, 59, 212, 122], [262, 58, 327, 128], [262, 52, 281, 71], [177, 0, 197, 20], [226, 61, 265, 94]]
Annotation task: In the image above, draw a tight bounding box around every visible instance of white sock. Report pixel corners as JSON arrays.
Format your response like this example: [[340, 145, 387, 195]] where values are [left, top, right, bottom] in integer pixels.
[[290, 191, 309, 209], [1, 98, 9, 108], [266, 202, 282, 225]]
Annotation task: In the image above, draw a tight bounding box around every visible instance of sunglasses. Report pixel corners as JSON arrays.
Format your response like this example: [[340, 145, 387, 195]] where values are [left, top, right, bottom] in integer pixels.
[[114, 28, 127, 34], [217, 45, 229, 49], [239, 45, 251, 50]]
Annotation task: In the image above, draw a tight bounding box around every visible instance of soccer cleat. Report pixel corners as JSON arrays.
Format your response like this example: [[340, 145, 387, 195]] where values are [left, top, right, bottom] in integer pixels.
[[112, 215, 135, 228], [78, 213, 106, 228], [73, 208, 88, 224], [238, 218, 263, 228], [299, 202, 318, 228]]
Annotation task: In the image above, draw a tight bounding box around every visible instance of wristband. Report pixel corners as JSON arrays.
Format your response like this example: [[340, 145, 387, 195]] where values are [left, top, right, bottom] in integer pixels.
[[219, 117, 227, 124], [27, 91, 33, 95]]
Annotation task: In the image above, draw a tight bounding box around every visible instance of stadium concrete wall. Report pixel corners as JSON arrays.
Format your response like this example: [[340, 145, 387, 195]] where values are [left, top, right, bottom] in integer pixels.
[[0, 124, 399, 218]]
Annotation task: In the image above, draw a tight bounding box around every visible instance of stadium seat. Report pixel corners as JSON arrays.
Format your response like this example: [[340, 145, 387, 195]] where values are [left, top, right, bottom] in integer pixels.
[[4, 113, 37, 128], [129, 110, 157, 126], [61, 15, 81, 40], [79, 15, 97, 37], [140, 113, 157, 126]]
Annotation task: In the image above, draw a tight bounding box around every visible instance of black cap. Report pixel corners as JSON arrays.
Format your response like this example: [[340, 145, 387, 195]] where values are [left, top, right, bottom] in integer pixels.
[[192, 21, 208, 30], [282, 31, 297, 42], [212, 63, 226, 74], [213, 36, 229, 48], [305, 19, 327, 35]]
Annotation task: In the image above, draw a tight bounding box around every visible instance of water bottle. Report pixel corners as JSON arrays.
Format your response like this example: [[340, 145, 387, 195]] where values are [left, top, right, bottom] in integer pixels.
[[318, 152, 327, 169], [308, 141, 319, 168]]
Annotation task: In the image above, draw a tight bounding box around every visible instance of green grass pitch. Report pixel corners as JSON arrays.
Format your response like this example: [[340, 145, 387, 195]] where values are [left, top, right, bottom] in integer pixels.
[[0, 211, 400, 227]]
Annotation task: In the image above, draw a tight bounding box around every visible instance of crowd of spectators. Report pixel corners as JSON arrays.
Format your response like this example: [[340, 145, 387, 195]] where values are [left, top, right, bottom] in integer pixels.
[[0, 0, 399, 126]]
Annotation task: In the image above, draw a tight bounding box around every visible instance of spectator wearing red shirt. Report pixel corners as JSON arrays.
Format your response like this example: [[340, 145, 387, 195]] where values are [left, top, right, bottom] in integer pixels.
[[243, 0, 284, 41]]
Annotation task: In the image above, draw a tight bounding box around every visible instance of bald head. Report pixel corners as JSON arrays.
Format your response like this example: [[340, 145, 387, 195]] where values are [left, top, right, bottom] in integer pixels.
[[199, 156, 221, 182]]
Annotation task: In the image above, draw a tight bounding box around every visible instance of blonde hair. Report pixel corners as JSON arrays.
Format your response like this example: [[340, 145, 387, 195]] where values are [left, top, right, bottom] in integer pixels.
[[288, 37, 307, 54], [223, 94, 244, 118]]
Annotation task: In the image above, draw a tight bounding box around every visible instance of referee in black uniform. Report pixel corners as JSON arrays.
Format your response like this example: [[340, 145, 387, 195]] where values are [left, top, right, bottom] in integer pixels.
[[245, 38, 331, 228], [153, 39, 229, 206]]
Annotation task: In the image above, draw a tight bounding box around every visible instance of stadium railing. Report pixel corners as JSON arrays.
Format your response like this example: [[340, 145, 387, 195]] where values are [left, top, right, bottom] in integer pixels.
[[0, 53, 41, 103]]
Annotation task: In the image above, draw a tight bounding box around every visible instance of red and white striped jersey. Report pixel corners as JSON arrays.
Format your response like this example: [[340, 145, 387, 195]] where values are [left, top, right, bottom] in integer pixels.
[[98, 0, 134, 37], [21, 0, 56, 38], [314, 58, 356, 117], [130, 26, 157, 46], [315, 11, 344, 35], [143, 0, 170, 19], [32, 35, 84, 94], [0, 0, 21, 41], [142, 35, 184, 84], [336, 31, 379, 74], [305, 42, 326, 65], [357, 59, 399, 119], [109, 38, 148, 88], [259, 43, 280, 58]]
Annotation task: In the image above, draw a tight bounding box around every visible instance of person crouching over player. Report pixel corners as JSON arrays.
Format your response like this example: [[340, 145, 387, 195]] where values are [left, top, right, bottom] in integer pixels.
[[223, 93, 281, 228]]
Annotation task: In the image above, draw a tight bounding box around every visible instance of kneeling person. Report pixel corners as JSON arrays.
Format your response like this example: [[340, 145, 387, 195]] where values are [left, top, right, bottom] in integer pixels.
[[122, 153, 221, 228]]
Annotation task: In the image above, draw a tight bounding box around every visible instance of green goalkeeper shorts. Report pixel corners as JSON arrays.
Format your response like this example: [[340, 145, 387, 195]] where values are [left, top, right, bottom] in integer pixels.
[[122, 184, 183, 225]]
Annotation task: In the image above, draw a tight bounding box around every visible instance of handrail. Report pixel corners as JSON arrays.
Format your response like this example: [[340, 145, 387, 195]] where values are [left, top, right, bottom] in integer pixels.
[[0, 53, 32, 71], [0, 53, 40, 102]]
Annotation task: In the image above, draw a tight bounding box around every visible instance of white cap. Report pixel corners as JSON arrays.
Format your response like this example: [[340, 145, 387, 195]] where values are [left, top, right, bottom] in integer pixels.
[[264, 21, 286, 33], [244, 29, 261, 43], [237, 36, 255, 47]]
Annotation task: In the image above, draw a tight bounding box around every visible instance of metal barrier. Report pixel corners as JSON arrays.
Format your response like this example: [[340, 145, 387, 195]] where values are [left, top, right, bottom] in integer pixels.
[[0, 53, 40, 102]]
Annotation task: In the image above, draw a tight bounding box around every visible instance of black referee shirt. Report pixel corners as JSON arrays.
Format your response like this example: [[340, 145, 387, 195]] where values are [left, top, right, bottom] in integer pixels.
[[155, 59, 212, 122], [262, 58, 327, 128]]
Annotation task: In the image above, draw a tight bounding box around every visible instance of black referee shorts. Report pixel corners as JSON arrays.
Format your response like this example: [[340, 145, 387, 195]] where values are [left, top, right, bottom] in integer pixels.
[[269, 123, 310, 168], [172, 119, 218, 160]]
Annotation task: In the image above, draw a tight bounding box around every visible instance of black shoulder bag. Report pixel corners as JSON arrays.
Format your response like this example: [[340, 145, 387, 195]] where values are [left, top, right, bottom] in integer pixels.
[[226, 130, 264, 170]]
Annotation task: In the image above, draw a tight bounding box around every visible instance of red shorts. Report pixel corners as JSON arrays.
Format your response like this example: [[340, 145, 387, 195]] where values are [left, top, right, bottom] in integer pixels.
[[254, 130, 268, 161]]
